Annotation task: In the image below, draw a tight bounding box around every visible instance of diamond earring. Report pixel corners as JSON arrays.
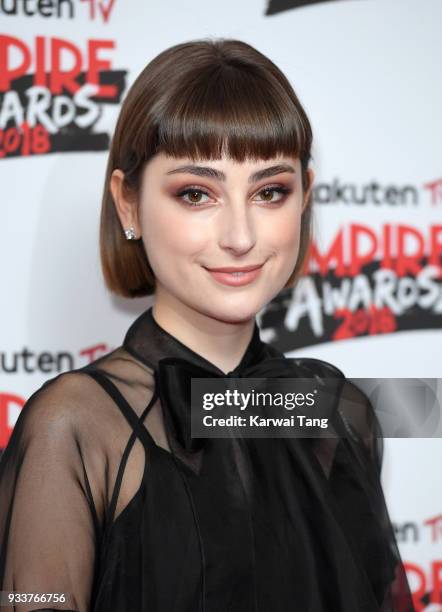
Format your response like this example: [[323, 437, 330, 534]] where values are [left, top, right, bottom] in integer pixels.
[[124, 227, 137, 240]]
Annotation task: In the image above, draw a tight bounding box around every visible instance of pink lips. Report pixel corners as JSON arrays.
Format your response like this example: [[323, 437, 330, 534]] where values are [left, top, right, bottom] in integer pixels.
[[204, 263, 264, 287]]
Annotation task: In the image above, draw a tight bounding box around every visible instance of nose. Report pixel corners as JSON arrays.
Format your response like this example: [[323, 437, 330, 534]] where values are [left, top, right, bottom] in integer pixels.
[[217, 199, 256, 255]]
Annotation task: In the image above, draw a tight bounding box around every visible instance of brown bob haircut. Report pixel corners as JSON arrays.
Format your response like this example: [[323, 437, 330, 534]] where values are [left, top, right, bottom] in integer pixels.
[[100, 38, 313, 297]]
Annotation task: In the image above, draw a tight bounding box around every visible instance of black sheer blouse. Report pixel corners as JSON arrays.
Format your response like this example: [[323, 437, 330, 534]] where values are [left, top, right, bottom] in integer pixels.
[[0, 306, 413, 611]]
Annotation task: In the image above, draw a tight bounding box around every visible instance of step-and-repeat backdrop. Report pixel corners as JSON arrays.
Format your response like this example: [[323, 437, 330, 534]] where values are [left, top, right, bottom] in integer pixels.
[[1, 1, 441, 608]]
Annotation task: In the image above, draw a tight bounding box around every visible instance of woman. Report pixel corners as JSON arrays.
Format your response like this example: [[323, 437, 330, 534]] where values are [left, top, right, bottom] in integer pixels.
[[0, 39, 413, 611]]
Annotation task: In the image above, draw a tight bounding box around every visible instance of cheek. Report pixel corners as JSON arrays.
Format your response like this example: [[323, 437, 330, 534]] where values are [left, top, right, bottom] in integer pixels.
[[263, 207, 302, 252], [140, 205, 208, 262]]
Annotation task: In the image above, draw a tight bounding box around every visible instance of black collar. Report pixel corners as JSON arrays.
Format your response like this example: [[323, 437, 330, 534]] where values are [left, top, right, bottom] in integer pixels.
[[122, 307, 274, 375]]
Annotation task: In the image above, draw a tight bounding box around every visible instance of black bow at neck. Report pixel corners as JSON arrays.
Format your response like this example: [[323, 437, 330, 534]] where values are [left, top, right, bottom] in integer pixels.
[[123, 306, 269, 375], [123, 307, 345, 455]]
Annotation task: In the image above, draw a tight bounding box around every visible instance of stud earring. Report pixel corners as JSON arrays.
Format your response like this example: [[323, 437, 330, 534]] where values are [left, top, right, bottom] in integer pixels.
[[124, 227, 137, 240]]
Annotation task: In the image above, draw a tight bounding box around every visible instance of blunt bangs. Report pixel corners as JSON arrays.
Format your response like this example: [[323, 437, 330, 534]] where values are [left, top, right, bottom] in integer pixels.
[[153, 63, 311, 167]]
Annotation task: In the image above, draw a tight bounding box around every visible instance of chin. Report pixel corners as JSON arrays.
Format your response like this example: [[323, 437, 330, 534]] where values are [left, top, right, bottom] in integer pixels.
[[205, 297, 267, 325]]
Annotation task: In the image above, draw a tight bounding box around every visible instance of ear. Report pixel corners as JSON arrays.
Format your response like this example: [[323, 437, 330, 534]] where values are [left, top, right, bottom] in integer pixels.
[[302, 167, 315, 213], [110, 169, 142, 238]]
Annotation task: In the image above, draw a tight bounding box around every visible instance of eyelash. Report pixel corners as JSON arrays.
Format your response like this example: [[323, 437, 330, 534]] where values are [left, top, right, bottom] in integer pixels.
[[175, 184, 293, 208]]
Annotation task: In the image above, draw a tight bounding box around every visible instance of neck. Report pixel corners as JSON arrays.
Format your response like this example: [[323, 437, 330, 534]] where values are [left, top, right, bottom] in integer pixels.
[[152, 290, 256, 374]]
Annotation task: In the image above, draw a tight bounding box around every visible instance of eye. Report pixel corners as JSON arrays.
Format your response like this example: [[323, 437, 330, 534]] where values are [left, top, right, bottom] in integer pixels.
[[175, 184, 292, 208], [254, 185, 292, 205], [176, 186, 212, 207]]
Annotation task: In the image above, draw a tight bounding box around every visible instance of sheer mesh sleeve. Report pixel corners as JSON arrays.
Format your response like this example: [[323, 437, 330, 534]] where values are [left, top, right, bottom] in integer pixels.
[[0, 346, 158, 612], [328, 379, 413, 611], [0, 372, 104, 612]]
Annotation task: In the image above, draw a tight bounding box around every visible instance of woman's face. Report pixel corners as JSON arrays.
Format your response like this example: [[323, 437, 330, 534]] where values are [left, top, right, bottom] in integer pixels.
[[120, 153, 313, 323]]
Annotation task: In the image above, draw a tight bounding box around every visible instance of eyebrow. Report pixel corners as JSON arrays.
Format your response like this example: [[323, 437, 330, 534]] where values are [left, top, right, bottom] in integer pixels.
[[165, 163, 296, 183]]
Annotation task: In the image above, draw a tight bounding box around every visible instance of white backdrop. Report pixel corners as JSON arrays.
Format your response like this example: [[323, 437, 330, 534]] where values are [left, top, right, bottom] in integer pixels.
[[1, 1, 441, 608]]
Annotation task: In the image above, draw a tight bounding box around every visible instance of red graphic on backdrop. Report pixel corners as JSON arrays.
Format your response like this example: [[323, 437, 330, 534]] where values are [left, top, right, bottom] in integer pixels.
[[405, 561, 442, 610], [80, 0, 116, 22], [394, 514, 442, 544], [423, 514, 442, 544], [261, 223, 442, 350], [424, 178, 442, 206], [79, 343, 111, 363], [0, 0, 116, 22], [0, 34, 126, 158], [308, 224, 442, 278], [0, 392, 25, 447]]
